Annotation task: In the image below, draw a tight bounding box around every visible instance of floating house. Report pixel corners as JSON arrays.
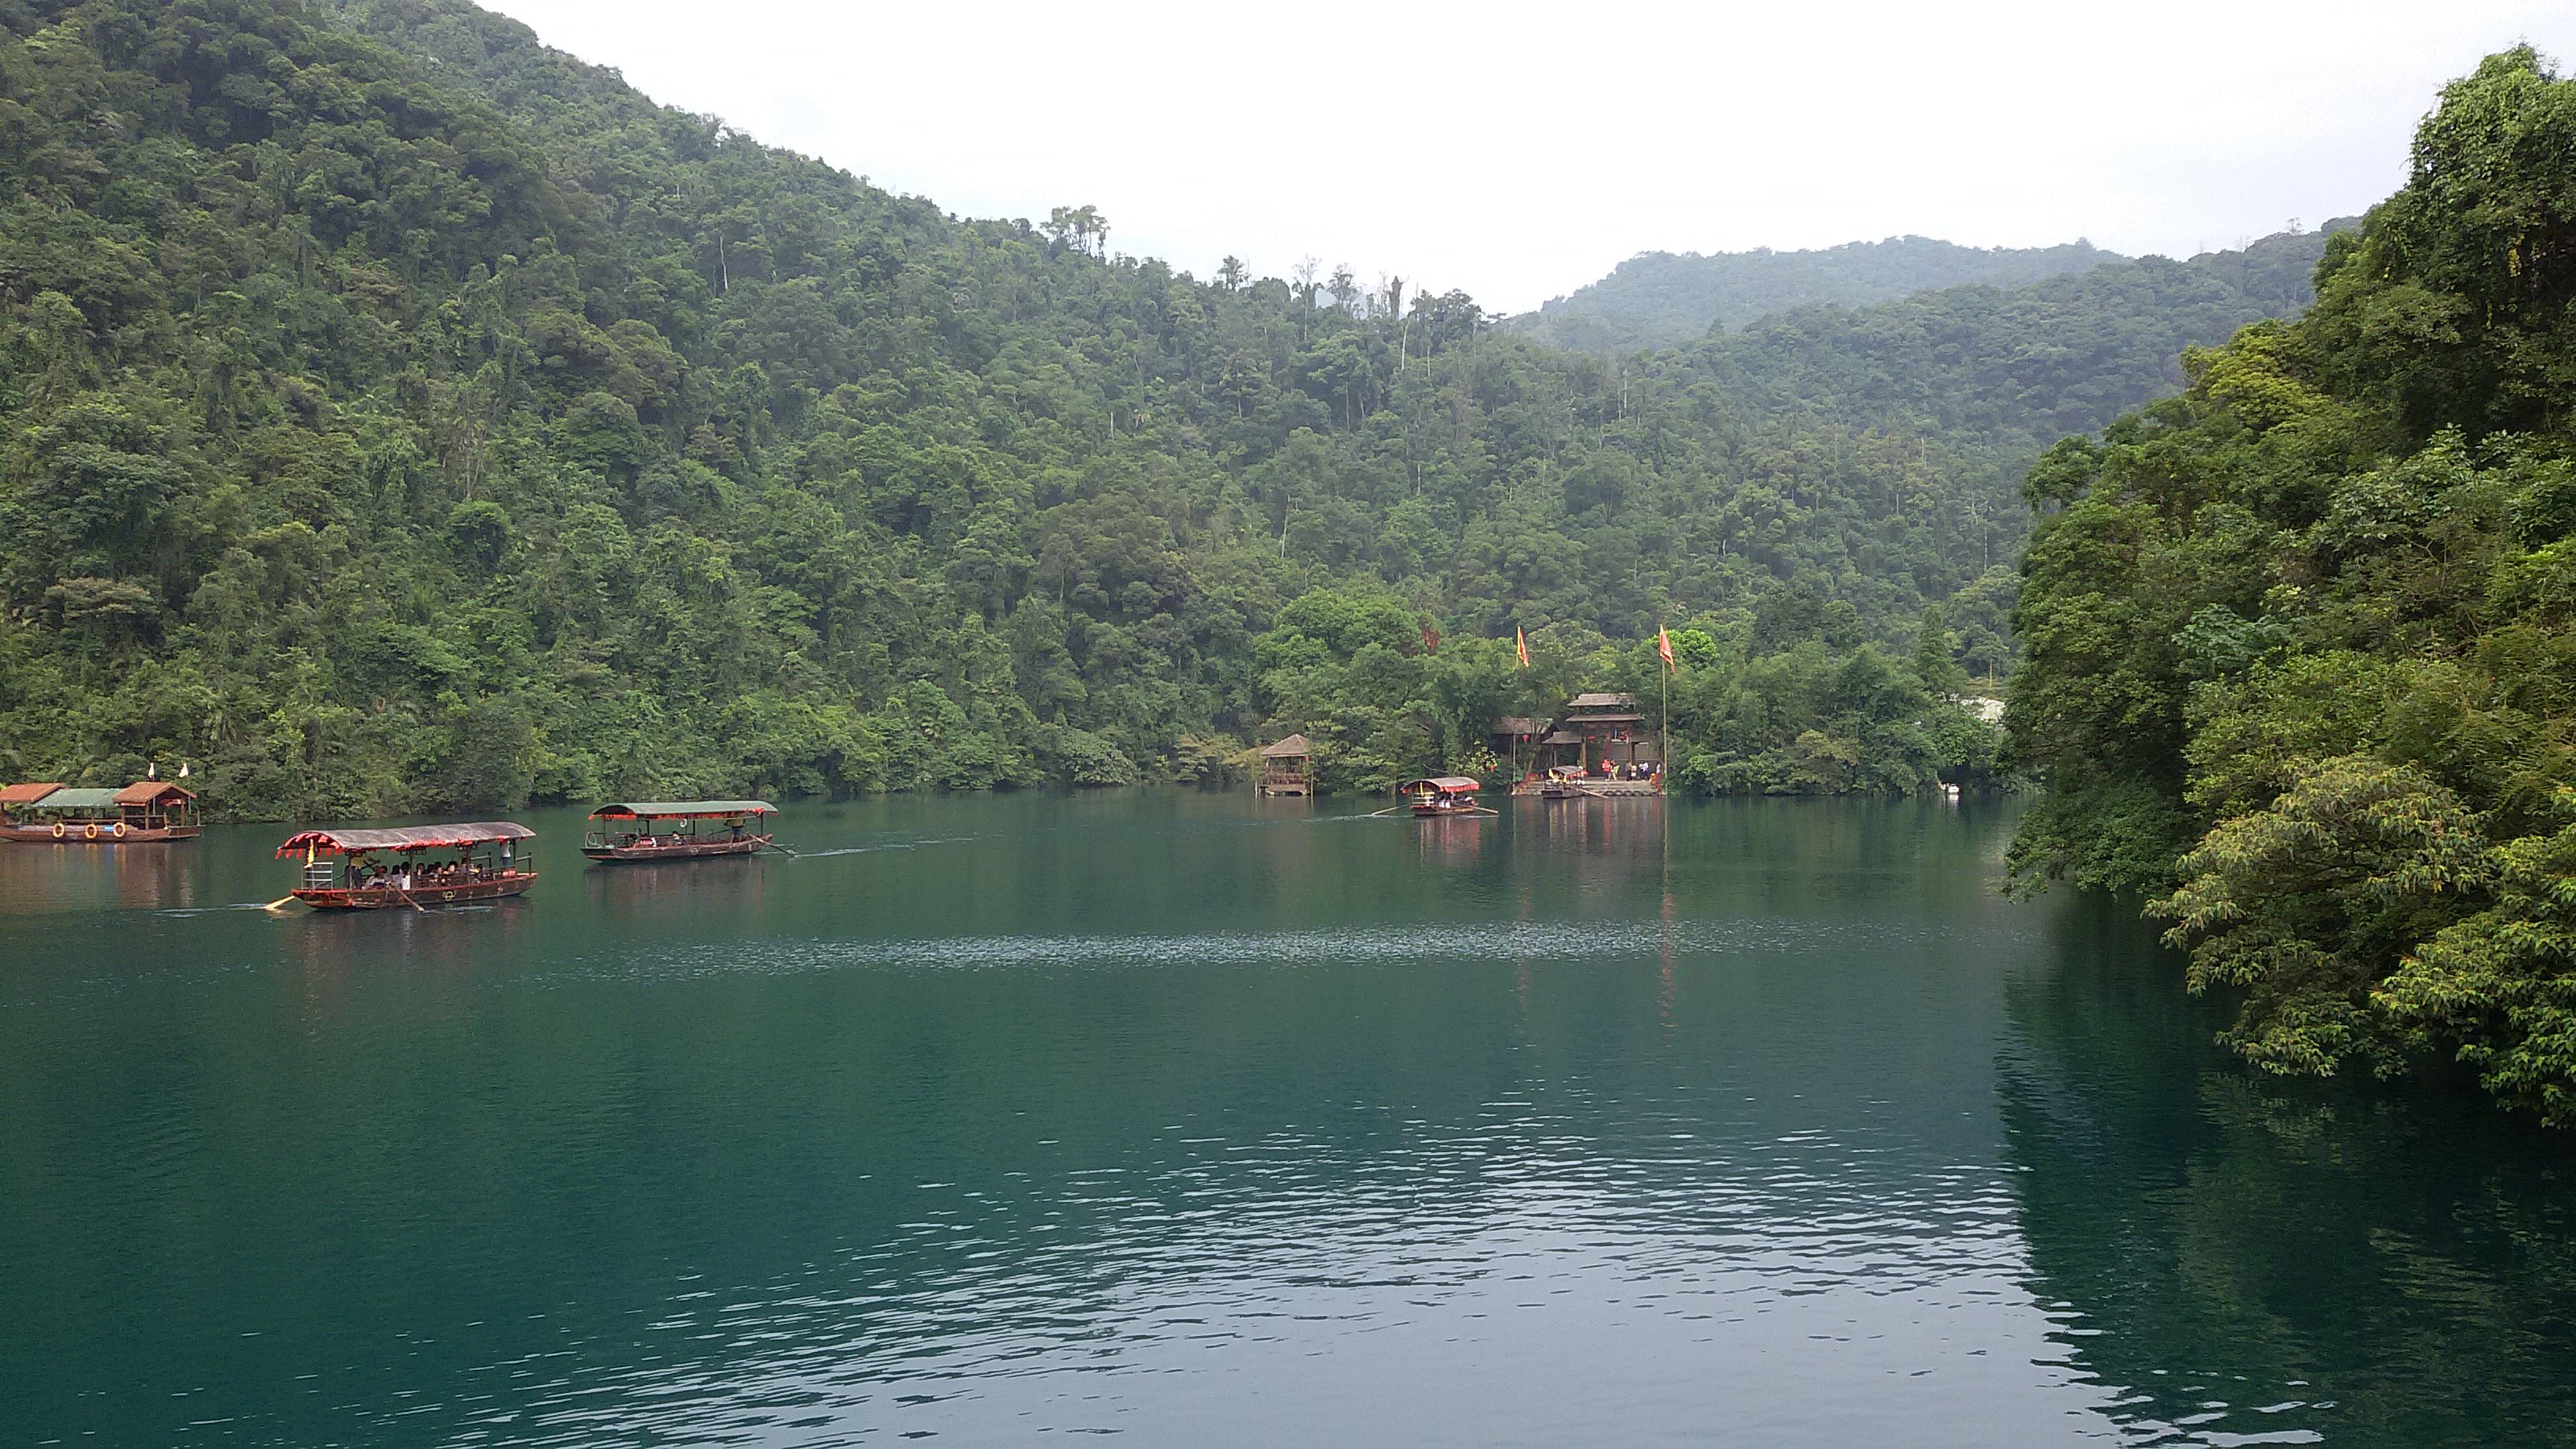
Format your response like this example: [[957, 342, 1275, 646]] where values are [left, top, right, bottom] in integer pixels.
[[0, 781, 201, 842], [1257, 734, 1314, 796]]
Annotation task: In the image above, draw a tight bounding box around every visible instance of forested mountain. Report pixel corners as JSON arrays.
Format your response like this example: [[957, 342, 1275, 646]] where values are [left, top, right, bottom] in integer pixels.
[[2002, 50, 2576, 1123], [1514, 236, 2120, 351], [0, 0, 2323, 817], [1677, 224, 2340, 449]]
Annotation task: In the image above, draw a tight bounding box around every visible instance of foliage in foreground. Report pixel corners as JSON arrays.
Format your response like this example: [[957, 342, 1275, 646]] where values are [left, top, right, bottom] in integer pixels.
[[2002, 49, 2576, 1121]]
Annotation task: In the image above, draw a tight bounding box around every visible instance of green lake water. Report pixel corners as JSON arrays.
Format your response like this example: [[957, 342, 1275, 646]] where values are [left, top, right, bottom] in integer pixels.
[[1, 792, 2569, 1445]]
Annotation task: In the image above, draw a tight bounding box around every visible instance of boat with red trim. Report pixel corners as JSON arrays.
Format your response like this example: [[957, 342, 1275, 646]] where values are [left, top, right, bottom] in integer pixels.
[[1397, 777, 1492, 817], [278, 822, 537, 909], [0, 782, 201, 843], [582, 800, 776, 861]]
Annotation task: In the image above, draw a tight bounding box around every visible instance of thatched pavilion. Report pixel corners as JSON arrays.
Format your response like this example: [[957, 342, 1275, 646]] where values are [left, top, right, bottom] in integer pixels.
[[1257, 734, 1313, 796]]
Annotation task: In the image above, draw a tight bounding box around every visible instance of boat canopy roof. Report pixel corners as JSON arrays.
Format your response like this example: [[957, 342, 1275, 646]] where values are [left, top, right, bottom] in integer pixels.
[[587, 799, 776, 820], [114, 781, 195, 806], [24, 788, 123, 812], [1401, 777, 1481, 794], [0, 782, 63, 805], [277, 822, 536, 856]]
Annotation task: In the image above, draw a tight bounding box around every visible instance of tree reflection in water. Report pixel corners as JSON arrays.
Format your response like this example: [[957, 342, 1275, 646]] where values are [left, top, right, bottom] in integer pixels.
[[2000, 894, 2576, 1447]]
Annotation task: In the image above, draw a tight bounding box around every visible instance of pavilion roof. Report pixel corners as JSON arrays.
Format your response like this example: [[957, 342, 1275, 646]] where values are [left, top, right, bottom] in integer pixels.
[[23, 788, 122, 811], [1259, 733, 1312, 758]]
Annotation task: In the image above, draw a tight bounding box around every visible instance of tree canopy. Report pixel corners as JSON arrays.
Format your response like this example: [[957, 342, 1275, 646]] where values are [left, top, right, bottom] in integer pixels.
[[0, 0, 2323, 820], [2002, 48, 2576, 1123]]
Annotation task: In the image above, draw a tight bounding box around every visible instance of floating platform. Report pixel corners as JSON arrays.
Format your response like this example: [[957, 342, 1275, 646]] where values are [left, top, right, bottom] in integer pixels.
[[1510, 778, 1663, 799]]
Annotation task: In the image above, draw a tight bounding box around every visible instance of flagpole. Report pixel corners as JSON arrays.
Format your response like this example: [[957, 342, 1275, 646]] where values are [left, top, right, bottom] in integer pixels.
[[1657, 624, 1672, 793]]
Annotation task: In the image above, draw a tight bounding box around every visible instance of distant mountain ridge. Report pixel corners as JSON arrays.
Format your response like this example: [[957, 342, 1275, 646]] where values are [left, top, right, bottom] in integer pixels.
[[1676, 222, 2358, 450], [1515, 236, 2123, 350]]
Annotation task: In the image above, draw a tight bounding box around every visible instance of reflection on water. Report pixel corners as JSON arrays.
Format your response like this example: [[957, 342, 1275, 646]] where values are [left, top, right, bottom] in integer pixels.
[[0, 794, 2569, 1445], [2001, 896, 2576, 1446], [0, 839, 200, 915]]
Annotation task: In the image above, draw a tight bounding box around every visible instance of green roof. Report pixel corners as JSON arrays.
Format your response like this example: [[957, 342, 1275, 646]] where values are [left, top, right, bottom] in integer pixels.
[[588, 799, 776, 819], [24, 788, 122, 811]]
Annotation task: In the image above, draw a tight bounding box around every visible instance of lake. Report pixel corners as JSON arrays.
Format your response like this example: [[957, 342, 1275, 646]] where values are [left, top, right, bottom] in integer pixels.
[[1, 792, 2569, 1445]]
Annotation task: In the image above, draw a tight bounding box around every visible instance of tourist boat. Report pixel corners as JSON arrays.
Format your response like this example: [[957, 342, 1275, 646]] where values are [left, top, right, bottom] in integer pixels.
[[1398, 777, 1490, 817], [277, 822, 537, 909], [582, 800, 777, 861], [0, 782, 201, 842]]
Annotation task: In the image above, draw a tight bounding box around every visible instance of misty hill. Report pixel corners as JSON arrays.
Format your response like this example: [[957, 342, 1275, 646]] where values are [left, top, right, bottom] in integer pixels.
[[0, 0, 2333, 813], [1680, 223, 2352, 450], [1514, 237, 2121, 350]]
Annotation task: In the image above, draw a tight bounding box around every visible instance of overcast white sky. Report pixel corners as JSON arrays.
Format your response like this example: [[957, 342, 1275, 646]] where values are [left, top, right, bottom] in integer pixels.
[[481, 0, 2572, 313]]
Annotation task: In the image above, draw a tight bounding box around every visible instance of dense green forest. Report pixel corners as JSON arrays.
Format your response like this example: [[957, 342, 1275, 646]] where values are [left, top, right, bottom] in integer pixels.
[[0, 0, 2323, 817], [2002, 49, 2576, 1122], [1515, 236, 2119, 351]]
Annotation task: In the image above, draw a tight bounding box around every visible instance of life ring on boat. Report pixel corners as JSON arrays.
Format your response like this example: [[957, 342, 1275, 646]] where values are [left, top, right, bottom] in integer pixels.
[[51, 822, 65, 839], [82, 823, 97, 840], [111, 822, 125, 838], [441, 889, 455, 902]]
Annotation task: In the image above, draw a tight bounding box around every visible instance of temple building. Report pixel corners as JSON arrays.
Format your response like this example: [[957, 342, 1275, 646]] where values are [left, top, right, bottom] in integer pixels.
[[1542, 693, 1657, 772]]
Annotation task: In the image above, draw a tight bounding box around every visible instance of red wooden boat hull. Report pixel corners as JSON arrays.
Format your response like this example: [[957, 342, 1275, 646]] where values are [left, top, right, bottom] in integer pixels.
[[581, 834, 770, 862], [1, 822, 200, 843], [292, 871, 537, 910]]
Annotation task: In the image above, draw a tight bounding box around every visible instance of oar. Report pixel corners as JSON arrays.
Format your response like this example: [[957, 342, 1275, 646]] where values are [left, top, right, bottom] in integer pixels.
[[261, 895, 298, 912], [394, 886, 428, 913]]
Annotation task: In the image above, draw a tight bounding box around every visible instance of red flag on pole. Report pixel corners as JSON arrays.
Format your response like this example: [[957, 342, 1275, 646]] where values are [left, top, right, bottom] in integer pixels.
[[1657, 626, 1676, 671], [1515, 627, 1530, 669]]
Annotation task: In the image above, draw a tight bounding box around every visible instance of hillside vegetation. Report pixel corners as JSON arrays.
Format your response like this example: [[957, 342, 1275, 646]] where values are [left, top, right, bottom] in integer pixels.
[[0, 0, 2322, 814], [2003, 50, 2576, 1122]]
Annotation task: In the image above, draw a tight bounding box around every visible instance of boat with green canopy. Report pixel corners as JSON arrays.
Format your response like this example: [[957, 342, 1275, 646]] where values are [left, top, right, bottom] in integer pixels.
[[582, 801, 777, 862]]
